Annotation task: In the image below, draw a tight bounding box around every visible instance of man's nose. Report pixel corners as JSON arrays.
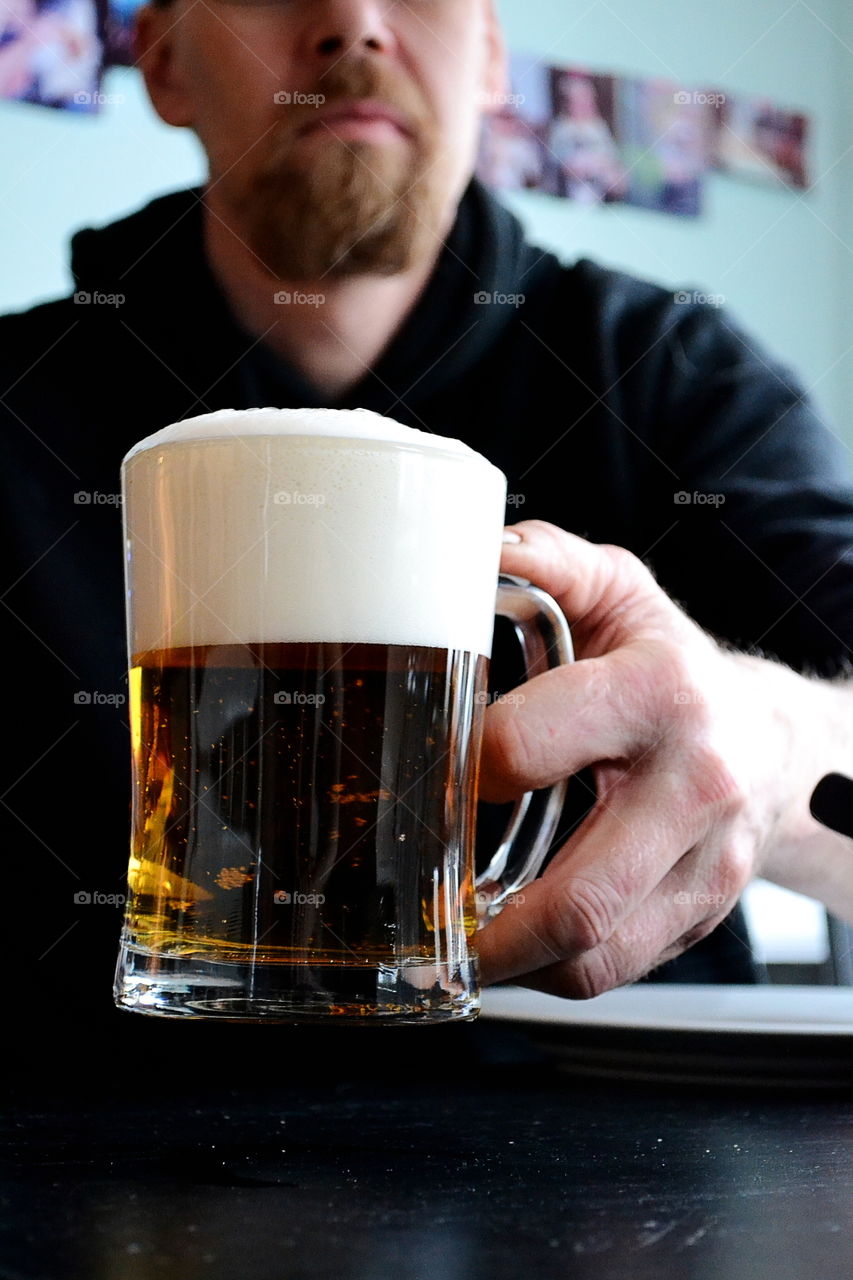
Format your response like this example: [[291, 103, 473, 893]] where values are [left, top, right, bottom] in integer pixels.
[[306, 0, 397, 61]]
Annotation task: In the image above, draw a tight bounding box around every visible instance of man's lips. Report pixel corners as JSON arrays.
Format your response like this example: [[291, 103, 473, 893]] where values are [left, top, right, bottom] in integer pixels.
[[297, 99, 413, 142]]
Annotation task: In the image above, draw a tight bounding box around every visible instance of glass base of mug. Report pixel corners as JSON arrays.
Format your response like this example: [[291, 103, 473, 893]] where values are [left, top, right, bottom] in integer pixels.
[[114, 945, 480, 1024]]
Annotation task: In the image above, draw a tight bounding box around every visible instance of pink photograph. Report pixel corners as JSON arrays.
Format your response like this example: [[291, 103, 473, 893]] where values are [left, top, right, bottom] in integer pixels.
[[712, 94, 810, 190], [545, 67, 627, 204]]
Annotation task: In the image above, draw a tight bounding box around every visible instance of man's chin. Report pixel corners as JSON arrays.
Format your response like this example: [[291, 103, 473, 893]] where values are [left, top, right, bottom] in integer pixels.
[[244, 180, 439, 281], [251, 216, 426, 283]]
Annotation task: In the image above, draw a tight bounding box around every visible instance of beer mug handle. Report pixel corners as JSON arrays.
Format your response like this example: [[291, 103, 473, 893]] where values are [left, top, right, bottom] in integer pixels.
[[475, 574, 574, 924]]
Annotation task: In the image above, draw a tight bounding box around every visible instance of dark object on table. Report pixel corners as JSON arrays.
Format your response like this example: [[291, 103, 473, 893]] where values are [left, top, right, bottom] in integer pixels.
[[810, 772, 853, 838]]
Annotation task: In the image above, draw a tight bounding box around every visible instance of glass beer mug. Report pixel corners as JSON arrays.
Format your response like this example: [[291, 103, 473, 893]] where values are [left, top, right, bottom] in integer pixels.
[[114, 408, 573, 1024]]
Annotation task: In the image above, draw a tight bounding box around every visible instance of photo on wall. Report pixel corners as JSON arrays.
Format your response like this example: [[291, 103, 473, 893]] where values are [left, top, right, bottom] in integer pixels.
[[711, 95, 810, 190], [0, 0, 105, 111], [103, 0, 143, 67], [476, 52, 552, 195], [545, 67, 627, 205], [615, 78, 712, 218]]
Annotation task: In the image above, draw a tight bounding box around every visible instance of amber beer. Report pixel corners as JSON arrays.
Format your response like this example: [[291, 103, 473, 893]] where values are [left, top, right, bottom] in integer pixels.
[[127, 640, 486, 990], [115, 408, 509, 1022]]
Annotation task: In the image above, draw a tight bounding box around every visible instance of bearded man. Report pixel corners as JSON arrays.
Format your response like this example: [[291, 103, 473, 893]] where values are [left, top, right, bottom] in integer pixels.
[[4, 2, 853, 1079]]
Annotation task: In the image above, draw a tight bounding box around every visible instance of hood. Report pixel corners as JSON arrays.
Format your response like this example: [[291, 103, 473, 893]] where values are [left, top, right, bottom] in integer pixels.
[[68, 178, 561, 407]]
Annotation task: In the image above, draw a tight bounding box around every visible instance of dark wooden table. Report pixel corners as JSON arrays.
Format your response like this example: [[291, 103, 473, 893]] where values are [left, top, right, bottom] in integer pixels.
[[3, 1020, 853, 1279]]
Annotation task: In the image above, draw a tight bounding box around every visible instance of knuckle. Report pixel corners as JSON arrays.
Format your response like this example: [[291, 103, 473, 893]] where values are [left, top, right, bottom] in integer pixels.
[[561, 947, 624, 1000], [599, 543, 650, 584], [687, 743, 745, 821], [545, 873, 621, 955], [714, 841, 753, 899]]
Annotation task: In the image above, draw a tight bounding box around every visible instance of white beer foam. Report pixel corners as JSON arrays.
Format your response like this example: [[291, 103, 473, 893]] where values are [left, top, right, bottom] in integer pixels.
[[124, 406, 480, 459], [123, 408, 507, 657]]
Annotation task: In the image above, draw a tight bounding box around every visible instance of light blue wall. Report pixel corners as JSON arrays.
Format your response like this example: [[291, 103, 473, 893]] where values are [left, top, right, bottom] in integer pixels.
[[0, 66, 205, 311], [839, 3, 853, 427], [1, 1, 850, 436]]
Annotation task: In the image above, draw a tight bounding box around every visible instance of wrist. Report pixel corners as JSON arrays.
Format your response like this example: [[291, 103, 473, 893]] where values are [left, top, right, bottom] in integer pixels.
[[726, 651, 853, 915]]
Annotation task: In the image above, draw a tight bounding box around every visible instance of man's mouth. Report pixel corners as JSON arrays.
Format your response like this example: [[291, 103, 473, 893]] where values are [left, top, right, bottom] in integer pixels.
[[296, 99, 413, 144]]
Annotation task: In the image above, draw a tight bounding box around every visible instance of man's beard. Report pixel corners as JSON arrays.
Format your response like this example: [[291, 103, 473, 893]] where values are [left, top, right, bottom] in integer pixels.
[[225, 58, 445, 282]]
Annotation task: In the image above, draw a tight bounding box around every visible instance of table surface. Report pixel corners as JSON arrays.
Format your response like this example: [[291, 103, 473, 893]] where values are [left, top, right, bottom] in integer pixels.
[[4, 1022, 853, 1280]]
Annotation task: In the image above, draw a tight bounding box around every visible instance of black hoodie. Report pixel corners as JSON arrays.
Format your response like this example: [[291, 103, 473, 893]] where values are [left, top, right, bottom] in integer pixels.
[[3, 179, 852, 1079]]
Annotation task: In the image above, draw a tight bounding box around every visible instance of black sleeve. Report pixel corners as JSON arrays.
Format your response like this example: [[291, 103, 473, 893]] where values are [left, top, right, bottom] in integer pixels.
[[621, 292, 853, 677]]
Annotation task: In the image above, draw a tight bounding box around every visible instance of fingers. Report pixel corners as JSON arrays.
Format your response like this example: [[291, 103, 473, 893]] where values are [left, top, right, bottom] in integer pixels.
[[500, 521, 699, 654], [478, 646, 661, 803], [479, 520, 754, 999], [477, 770, 709, 985], [508, 859, 743, 1000]]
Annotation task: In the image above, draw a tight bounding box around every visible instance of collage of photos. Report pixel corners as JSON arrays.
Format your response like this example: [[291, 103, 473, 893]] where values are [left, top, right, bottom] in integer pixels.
[[477, 53, 811, 218], [0, 0, 145, 110], [0, 10, 814, 198], [0, 0, 105, 111]]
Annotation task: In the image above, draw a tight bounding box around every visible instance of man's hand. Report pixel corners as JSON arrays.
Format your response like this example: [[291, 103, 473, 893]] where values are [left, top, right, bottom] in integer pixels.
[[476, 520, 851, 998]]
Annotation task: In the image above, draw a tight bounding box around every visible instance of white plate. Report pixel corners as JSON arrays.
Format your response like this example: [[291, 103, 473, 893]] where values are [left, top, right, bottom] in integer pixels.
[[480, 983, 853, 1037]]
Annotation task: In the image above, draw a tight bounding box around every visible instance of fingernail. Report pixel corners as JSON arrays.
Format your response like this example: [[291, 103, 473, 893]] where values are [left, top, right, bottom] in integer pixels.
[[502, 530, 522, 544]]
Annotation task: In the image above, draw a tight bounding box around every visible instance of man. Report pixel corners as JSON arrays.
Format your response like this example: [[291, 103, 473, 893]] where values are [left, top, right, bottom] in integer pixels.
[[4, 0, 853, 1075]]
